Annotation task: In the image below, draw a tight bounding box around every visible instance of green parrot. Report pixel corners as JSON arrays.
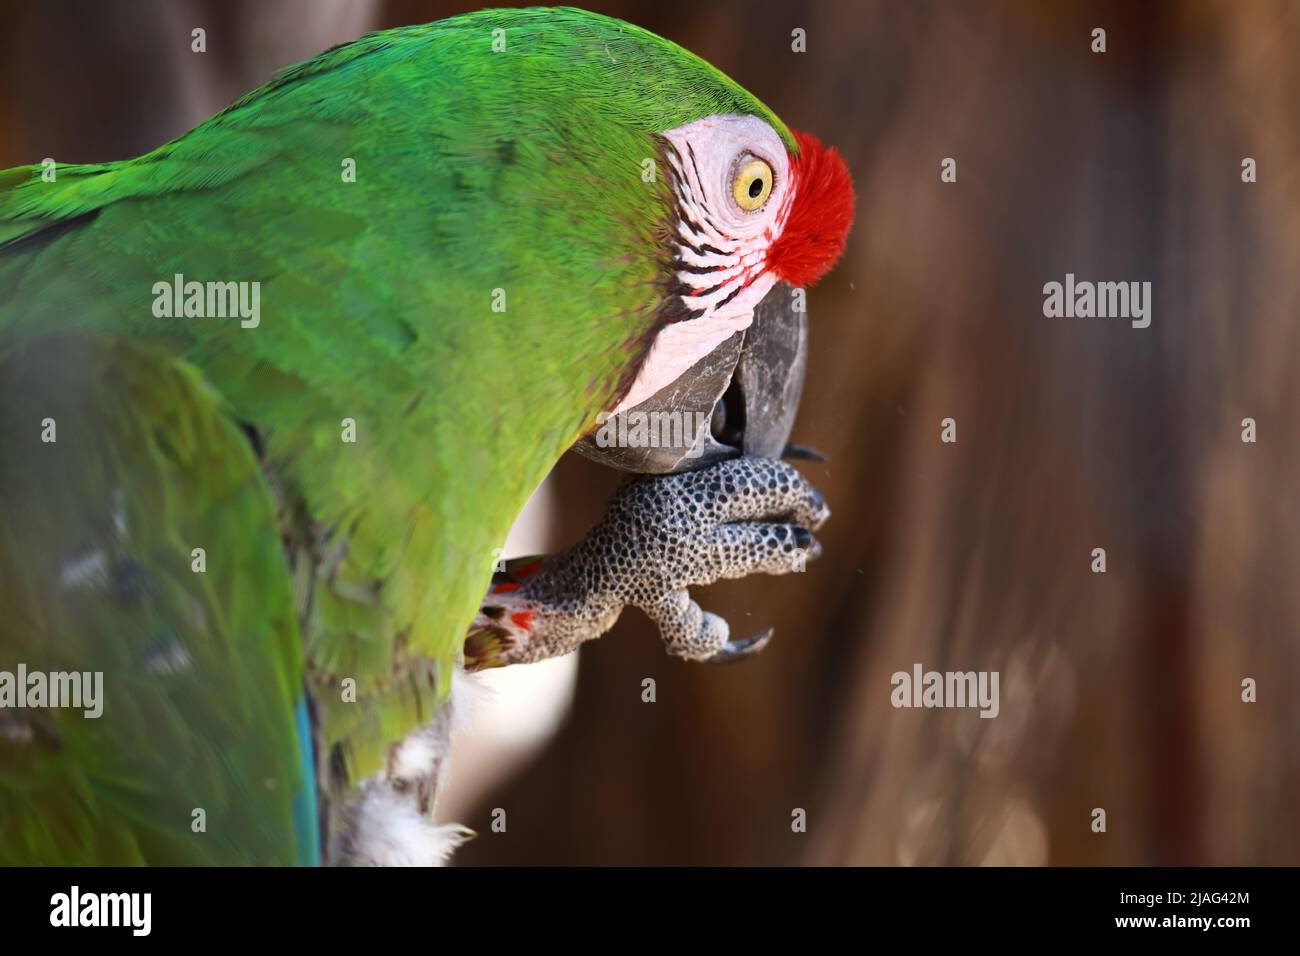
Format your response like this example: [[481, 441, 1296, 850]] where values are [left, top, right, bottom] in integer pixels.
[[0, 7, 853, 864]]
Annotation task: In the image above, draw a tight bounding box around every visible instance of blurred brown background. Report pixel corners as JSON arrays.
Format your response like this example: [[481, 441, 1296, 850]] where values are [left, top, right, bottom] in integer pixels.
[[3, 0, 1297, 865]]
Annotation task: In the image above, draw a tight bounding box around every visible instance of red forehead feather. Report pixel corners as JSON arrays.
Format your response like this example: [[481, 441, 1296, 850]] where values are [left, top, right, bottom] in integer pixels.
[[767, 129, 855, 288]]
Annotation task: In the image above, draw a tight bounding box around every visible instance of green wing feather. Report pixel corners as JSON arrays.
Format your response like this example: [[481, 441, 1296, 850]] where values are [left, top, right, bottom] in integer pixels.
[[0, 333, 313, 864]]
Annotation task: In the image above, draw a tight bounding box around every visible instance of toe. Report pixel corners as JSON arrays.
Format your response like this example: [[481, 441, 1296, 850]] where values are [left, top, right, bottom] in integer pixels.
[[676, 457, 830, 530], [706, 521, 822, 581], [643, 591, 733, 660]]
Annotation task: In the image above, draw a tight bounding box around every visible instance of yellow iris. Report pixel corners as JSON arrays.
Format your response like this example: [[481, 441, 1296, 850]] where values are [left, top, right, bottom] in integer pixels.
[[732, 157, 773, 211]]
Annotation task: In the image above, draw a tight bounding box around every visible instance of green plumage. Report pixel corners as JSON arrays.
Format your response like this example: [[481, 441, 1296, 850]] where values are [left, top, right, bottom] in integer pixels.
[[0, 335, 309, 864], [0, 7, 792, 862]]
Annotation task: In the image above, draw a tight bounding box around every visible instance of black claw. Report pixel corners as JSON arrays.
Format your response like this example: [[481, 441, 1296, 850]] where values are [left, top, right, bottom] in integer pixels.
[[792, 526, 812, 549], [782, 442, 826, 462], [705, 626, 775, 663]]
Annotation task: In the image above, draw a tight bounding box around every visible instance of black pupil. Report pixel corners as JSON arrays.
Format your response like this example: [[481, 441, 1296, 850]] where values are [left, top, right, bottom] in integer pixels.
[[748, 177, 764, 199]]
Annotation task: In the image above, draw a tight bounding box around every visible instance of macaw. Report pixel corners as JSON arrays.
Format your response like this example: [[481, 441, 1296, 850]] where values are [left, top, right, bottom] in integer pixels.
[[0, 7, 853, 864]]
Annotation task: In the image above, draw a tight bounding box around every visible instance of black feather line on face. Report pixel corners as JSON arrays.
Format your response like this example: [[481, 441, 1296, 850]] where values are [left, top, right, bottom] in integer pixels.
[[686, 142, 706, 191], [671, 257, 719, 276], [655, 297, 705, 325], [714, 284, 745, 310], [678, 209, 712, 239], [678, 236, 728, 258]]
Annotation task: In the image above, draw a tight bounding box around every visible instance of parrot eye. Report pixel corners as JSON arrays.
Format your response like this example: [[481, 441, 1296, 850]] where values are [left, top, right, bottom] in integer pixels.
[[731, 157, 774, 212]]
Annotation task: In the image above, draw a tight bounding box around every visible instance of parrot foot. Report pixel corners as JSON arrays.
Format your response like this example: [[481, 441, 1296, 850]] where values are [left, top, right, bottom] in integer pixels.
[[465, 456, 827, 669]]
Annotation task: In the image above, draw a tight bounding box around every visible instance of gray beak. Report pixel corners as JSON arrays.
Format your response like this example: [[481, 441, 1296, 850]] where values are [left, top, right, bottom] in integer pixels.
[[574, 282, 808, 474]]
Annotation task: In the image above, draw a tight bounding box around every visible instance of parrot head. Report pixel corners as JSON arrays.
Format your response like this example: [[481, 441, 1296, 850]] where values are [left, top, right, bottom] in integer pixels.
[[612, 114, 855, 415], [579, 111, 854, 473]]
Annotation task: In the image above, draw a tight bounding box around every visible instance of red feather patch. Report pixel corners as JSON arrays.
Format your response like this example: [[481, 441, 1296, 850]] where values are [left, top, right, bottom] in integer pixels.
[[767, 129, 855, 288]]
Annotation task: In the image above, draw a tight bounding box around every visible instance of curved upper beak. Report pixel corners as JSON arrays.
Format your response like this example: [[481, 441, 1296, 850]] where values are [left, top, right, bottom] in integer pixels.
[[573, 282, 808, 474]]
